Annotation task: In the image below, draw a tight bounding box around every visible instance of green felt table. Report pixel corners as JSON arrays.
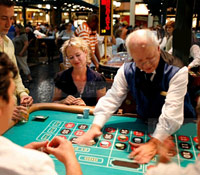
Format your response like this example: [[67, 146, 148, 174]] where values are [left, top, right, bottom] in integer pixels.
[[3, 103, 199, 175]]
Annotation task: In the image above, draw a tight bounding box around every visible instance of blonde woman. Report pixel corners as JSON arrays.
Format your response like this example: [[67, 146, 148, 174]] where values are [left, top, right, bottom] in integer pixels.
[[52, 37, 106, 106]]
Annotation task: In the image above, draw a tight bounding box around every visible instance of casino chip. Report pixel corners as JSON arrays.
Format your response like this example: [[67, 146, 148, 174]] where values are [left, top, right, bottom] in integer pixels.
[[115, 142, 127, 150], [78, 124, 88, 130], [100, 140, 111, 148], [132, 137, 143, 144], [89, 140, 96, 145], [103, 133, 113, 140], [70, 137, 78, 144], [179, 142, 191, 149], [180, 151, 193, 159], [60, 129, 71, 135], [120, 129, 129, 135], [118, 135, 128, 142]]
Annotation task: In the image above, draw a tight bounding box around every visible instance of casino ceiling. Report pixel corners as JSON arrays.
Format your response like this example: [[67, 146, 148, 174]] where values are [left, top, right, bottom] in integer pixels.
[[13, 0, 99, 11]]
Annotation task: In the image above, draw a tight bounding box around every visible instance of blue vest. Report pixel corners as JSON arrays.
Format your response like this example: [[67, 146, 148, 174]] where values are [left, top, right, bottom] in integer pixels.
[[124, 59, 196, 119]]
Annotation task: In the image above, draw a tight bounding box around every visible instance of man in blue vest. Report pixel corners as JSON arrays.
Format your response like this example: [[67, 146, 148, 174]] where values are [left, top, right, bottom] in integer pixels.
[[76, 29, 196, 164]]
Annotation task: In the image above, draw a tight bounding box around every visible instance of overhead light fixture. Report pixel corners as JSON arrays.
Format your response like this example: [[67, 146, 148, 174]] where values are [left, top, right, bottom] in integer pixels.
[[38, 4, 42, 8], [46, 4, 50, 9]]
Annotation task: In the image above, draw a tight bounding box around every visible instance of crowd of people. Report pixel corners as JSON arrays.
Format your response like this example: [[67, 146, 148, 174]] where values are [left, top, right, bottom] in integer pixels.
[[0, 0, 200, 175]]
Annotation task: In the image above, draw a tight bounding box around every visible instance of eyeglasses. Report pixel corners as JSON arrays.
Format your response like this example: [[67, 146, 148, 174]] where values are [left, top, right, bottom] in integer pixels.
[[135, 56, 157, 67]]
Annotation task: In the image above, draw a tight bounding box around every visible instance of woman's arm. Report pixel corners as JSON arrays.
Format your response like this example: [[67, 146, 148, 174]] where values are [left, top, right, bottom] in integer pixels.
[[52, 87, 62, 102], [19, 40, 29, 56]]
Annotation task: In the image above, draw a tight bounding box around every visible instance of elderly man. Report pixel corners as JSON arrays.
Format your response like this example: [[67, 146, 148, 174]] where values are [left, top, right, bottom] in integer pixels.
[[0, 0, 33, 120], [76, 29, 195, 164]]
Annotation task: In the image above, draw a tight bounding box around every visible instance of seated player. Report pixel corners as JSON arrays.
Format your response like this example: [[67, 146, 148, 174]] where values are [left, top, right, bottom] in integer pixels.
[[0, 52, 82, 175], [146, 96, 200, 175], [52, 37, 106, 106], [76, 29, 196, 164]]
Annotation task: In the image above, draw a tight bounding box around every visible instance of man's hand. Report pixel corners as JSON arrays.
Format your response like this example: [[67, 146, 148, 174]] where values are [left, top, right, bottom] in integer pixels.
[[12, 105, 28, 121], [44, 136, 75, 164], [20, 95, 33, 106], [24, 140, 49, 150], [129, 138, 160, 164], [75, 124, 102, 146], [44, 136, 82, 175], [157, 136, 176, 163]]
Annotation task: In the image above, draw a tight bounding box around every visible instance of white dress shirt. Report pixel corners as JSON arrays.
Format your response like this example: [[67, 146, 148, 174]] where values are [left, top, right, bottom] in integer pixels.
[[0, 136, 57, 175], [93, 64, 188, 142]]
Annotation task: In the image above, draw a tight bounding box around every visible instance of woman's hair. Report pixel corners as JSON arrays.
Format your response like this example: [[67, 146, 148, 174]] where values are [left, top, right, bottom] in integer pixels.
[[61, 37, 91, 64], [0, 52, 17, 103], [165, 21, 175, 29]]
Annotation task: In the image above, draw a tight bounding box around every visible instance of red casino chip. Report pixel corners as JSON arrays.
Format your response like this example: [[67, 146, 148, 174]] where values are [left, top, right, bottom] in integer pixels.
[[74, 130, 85, 136], [105, 127, 116, 133], [133, 131, 144, 137], [118, 135, 129, 142], [58, 135, 67, 139], [178, 135, 190, 142], [193, 137, 198, 143], [100, 140, 111, 148], [65, 123, 75, 128]]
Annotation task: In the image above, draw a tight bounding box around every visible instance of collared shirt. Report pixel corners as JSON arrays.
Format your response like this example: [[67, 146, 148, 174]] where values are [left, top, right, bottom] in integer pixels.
[[0, 35, 29, 102], [93, 63, 188, 142]]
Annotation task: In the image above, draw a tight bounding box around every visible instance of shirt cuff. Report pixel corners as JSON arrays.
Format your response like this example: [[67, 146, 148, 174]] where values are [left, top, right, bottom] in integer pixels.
[[92, 115, 108, 128], [19, 92, 29, 99], [152, 126, 170, 142]]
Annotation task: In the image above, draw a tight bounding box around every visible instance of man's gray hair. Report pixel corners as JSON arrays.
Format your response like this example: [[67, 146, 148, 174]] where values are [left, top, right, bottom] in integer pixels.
[[125, 29, 159, 53]]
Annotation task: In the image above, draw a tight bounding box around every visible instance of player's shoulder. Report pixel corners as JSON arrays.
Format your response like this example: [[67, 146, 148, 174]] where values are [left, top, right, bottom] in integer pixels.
[[55, 67, 73, 81]]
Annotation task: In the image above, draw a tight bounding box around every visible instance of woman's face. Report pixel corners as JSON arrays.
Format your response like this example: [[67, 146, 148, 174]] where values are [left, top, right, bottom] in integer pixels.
[[166, 25, 174, 35], [66, 45, 87, 69]]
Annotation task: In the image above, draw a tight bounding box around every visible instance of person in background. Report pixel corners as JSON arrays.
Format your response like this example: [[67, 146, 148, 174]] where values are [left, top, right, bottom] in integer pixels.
[[74, 14, 101, 69], [121, 21, 128, 40], [112, 29, 125, 55], [0, 51, 82, 175], [33, 26, 46, 38], [160, 21, 175, 54], [58, 22, 74, 39], [0, 0, 33, 121], [52, 37, 106, 106], [113, 18, 120, 36], [13, 24, 32, 83], [76, 29, 195, 164]]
